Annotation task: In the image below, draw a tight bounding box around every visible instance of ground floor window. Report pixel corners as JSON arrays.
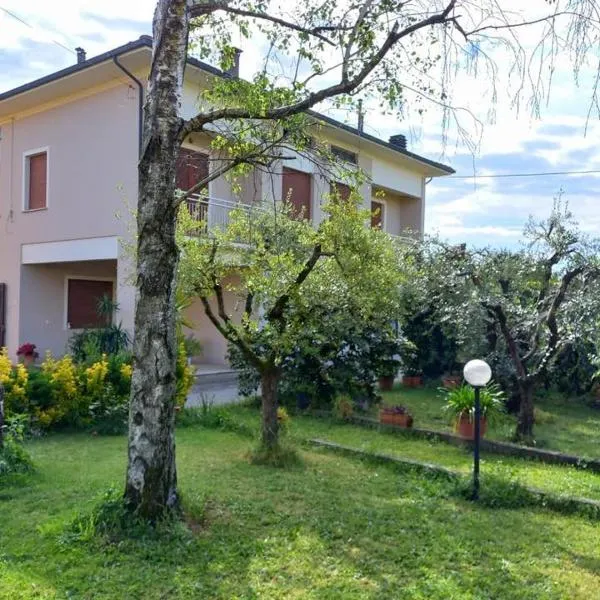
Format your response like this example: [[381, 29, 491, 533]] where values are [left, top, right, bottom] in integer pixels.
[[66, 278, 114, 329]]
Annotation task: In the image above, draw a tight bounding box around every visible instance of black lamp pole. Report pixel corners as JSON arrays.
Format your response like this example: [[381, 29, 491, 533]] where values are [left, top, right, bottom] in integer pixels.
[[472, 385, 481, 500]]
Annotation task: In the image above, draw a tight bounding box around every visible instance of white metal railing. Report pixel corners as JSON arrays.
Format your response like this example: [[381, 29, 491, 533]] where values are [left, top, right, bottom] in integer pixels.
[[186, 195, 263, 233]]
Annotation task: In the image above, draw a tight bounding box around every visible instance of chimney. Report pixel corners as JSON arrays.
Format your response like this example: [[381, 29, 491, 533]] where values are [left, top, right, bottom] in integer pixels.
[[226, 48, 242, 78], [389, 134, 407, 150], [75, 47, 86, 64]]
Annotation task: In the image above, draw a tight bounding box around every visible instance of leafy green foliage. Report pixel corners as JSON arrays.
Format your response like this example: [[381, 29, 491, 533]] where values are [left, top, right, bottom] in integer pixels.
[[441, 383, 505, 423], [0, 415, 33, 476]]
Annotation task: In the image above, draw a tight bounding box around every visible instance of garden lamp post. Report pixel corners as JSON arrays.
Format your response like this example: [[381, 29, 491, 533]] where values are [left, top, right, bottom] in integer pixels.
[[463, 359, 492, 500]]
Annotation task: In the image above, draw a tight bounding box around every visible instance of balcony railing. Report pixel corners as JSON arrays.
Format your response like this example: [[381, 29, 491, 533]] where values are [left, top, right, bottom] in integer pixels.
[[186, 195, 262, 233]]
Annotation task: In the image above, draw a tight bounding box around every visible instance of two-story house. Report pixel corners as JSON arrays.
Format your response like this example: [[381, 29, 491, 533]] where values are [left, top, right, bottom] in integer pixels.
[[0, 36, 453, 367]]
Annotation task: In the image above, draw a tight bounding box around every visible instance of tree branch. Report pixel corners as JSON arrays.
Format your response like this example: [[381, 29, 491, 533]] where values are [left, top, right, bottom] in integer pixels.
[[181, 0, 458, 137], [189, 1, 339, 45], [267, 243, 324, 324]]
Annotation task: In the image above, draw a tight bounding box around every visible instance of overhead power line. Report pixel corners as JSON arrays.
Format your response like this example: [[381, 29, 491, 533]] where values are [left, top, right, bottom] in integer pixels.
[[0, 5, 76, 55], [450, 169, 600, 179]]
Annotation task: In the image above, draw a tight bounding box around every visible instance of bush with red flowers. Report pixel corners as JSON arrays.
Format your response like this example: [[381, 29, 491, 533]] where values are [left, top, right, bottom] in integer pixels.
[[16, 343, 39, 359]]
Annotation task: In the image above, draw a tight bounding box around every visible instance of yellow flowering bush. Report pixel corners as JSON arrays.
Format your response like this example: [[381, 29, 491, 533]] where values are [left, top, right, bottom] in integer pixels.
[[84, 355, 109, 399], [0, 347, 11, 384], [0, 348, 29, 413], [175, 341, 195, 410], [37, 353, 81, 428]]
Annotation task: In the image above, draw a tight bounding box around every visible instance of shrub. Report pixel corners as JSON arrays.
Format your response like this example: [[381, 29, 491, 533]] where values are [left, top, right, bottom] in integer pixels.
[[176, 341, 195, 410], [0, 415, 33, 476], [333, 394, 354, 420]]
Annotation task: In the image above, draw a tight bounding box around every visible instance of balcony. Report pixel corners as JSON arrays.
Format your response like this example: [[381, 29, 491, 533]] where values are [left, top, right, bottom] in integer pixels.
[[186, 195, 263, 234]]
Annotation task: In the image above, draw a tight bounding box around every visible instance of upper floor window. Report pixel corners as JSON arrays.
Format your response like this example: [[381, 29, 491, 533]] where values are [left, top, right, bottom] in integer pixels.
[[177, 149, 209, 193], [330, 182, 352, 203], [331, 145, 358, 165], [371, 200, 385, 230], [24, 149, 48, 211], [282, 167, 311, 220]]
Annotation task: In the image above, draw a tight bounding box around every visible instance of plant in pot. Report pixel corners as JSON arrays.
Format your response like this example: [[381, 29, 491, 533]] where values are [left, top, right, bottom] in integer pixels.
[[399, 340, 423, 387], [442, 383, 505, 440], [377, 356, 401, 391], [16, 343, 39, 368], [379, 404, 413, 428]]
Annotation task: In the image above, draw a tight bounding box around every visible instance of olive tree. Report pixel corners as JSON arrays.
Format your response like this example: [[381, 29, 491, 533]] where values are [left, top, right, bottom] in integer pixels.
[[177, 198, 402, 452]]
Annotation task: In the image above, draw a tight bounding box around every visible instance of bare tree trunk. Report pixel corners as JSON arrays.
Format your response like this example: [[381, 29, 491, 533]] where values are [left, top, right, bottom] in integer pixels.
[[515, 380, 535, 441], [260, 368, 281, 450], [124, 0, 189, 519]]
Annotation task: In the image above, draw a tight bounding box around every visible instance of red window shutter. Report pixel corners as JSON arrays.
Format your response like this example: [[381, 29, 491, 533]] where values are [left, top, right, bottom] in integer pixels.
[[330, 182, 351, 203], [371, 200, 384, 229], [28, 152, 47, 210], [67, 280, 114, 329], [176, 149, 209, 192], [282, 167, 311, 219]]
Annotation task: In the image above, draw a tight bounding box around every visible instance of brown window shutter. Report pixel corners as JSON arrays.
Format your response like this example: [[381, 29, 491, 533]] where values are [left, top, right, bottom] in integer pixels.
[[28, 152, 47, 210], [176, 149, 209, 192], [371, 200, 384, 229], [282, 167, 311, 219], [67, 280, 114, 329], [330, 182, 351, 203]]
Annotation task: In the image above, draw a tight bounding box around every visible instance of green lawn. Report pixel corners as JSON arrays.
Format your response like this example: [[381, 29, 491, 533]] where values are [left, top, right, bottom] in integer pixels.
[[381, 385, 600, 459], [214, 406, 600, 502], [3, 425, 600, 598]]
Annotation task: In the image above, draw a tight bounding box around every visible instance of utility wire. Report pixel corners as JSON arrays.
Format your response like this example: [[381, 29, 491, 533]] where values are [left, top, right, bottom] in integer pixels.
[[0, 5, 76, 55], [450, 169, 600, 179]]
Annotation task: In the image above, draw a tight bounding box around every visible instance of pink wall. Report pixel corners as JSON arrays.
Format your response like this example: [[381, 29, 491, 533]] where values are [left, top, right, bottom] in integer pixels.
[[0, 83, 139, 356]]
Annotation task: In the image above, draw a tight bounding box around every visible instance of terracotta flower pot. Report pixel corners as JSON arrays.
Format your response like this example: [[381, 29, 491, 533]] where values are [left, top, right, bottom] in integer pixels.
[[378, 375, 395, 391], [379, 410, 413, 428], [456, 414, 487, 440], [442, 375, 461, 389], [22, 354, 35, 368], [402, 375, 423, 388]]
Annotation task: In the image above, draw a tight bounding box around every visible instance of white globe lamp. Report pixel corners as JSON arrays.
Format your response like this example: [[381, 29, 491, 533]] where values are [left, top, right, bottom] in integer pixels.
[[463, 359, 492, 388]]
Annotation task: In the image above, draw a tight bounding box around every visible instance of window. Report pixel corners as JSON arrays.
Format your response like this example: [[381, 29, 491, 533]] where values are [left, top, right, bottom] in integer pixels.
[[282, 167, 311, 219], [66, 278, 114, 329], [330, 182, 352, 203], [371, 200, 385, 230], [176, 149, 209, 192], [331, 145, 358, 165], [24, 150, 48, 210]]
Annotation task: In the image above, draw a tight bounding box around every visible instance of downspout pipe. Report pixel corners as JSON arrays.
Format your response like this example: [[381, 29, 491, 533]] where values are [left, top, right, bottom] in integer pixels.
[[113, 55, 144, 157]]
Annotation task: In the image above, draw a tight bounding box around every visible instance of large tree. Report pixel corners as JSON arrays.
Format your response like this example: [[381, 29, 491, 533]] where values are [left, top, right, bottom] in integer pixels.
[[126, 0, 600, 517]]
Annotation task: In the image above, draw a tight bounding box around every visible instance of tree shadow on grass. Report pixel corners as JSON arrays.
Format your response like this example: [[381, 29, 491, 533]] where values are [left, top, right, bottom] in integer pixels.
[[3, 433, 599, 599]]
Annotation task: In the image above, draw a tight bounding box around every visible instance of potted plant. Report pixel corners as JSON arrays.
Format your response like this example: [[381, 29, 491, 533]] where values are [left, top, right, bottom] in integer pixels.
[[377, 359, 400, 391], [442, 383, 505, 439], [379, 404, 413, 428], [402, 367, 423, 388], [16, 343, 39, 368]]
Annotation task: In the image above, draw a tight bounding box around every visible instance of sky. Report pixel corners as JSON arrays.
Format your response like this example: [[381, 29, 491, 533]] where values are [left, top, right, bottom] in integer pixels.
[[1, 0, 600, 248]]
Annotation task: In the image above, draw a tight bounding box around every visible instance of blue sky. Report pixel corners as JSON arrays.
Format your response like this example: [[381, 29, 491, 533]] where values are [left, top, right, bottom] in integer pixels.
[[2, 1, 599, 248]]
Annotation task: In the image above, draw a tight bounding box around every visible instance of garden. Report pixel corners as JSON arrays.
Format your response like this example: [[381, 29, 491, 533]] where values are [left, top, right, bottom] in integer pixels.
[[3, 203, 600, 599]]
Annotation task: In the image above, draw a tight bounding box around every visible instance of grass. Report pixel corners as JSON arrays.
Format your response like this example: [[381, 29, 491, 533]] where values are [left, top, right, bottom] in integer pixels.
[[381, 384, 600, 459], [0, 425, 600, 598], [209, 405, 600, 503]]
